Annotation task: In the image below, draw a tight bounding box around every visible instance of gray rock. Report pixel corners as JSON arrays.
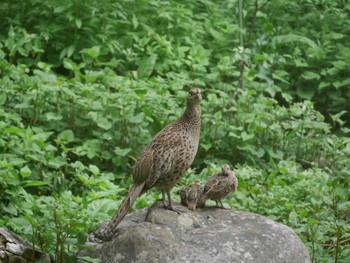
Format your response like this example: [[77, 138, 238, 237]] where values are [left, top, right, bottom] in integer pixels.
[[0, 227, 51, 263], [82, 202, 311, 263]]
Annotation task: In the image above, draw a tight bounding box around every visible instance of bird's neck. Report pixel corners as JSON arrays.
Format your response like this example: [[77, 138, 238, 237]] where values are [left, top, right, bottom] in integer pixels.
[[181, 103, 201, 124]]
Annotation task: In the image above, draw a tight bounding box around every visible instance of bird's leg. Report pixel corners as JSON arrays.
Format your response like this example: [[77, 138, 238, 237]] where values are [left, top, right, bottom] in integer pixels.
[[218, 200, 230, 210], [214, 200, 225, 209], [161, 190, 167, 208], [165, 191, 184, 214]]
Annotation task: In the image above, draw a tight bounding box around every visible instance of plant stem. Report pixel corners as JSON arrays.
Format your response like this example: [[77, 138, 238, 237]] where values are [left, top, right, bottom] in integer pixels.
[[238, 0, 244, 92]]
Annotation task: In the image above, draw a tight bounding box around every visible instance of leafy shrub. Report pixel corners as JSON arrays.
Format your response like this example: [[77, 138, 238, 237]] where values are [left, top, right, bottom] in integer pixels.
[[0, 0, 349, 262]]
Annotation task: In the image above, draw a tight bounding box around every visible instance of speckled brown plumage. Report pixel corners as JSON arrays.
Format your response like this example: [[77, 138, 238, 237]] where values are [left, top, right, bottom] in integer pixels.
[[90, 88, 202, 241], [200, 164, 238, 208], [180, 180, 205, 211]]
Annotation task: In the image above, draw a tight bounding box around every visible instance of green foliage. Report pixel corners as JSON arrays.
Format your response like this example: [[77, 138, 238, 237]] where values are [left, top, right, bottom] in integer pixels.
[[243, 0, 350, 118], [0, 0, 349, 262]]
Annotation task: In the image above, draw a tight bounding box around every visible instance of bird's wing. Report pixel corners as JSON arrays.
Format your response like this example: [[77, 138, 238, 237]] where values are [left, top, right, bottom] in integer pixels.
[[180, 187, 188, 206], [133, 148, 154, 184], [203, 175, 221, 195], [187, 185, 198, 202], [133, 125, 187, 187], [144, 146, 176, 188]]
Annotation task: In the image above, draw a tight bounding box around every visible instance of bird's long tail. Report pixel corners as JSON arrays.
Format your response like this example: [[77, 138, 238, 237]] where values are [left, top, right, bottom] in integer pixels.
[[107, 182, 145, 235], [92, 182, 145, 241]]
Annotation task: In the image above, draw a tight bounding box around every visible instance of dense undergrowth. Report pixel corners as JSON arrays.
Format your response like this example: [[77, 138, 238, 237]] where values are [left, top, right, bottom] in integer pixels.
[[0, 0, 349, 262]]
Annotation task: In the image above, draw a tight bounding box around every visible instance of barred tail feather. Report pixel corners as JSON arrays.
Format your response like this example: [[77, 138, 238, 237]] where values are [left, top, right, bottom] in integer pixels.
[[89, 182, 145, 242], [106, 182, 145, 237]]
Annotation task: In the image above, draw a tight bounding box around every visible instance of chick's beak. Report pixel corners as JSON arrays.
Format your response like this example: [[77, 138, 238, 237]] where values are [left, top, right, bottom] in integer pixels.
[[196, 91, 202, 101]]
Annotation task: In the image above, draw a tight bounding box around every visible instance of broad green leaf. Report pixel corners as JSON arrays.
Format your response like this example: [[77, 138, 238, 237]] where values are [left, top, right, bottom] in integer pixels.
[[307, 218, 319, 226], [59, 130, 74, 142], [129, 113, 144, 123], [281, 92, 293, 102], [24, 181, 49, 187], [267, 149, 284, 160], [329, 32, 344, 40], [8, 217, 32, 229], [228, 132, 240, 138], [85, 46, 100, 59], [338, 201, 350, 211], [20, 166, 31, 178], [48, 157, 66, 169], [45, 112, 63, 121], [32, 131, 53, 142], [3, 203, 17, 215], [297, 86, 315, 99], [54, 6, 67, 13], [209, 28, 223, 40], [0, 157, 27, 168], [75, 19, 82, 29], [132, 14, 138, 29], [0, 94, 6, 105], [273, 34, 317, 47], [77, 174, 89, 184], [67, 45, 75, 58], [3, 127, 24, 135], [322, 196, 332, 205], [114, 147, 131, 157], [318, 82, 329, 90], [61, 86, 77, 97], [333, 79, 350, 89], [332, 60, 347, 69], [214, 111, 222, 120], [14, 101, 33, 109], [306, 46, 326, 59], [89, 165, 100, 175], [294, 59, 308, 67], [241, 131, 254, 141], [335, 187, 347, 198], [272, 70, 290, 85], [97, 117, 112, 130], [237, 144, 265, 158], [77, 256, 101, 263], [301, 71, 320, 80], [63, 59, 75, 70], [137, 54, 157, 79], [201, 143, 212, 151]]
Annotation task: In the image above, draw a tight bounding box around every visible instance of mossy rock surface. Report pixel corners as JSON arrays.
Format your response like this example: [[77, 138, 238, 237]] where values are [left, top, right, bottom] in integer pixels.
[[83, 202, 311, 263]]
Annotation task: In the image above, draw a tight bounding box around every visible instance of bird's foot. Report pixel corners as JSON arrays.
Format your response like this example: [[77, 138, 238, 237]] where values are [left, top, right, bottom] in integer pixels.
[[217, 205, 230, 210], [164, 204, 185, 214], [215, 201, 230, 210], [215, 203, 231, 210], [88, 228, 112, 243]]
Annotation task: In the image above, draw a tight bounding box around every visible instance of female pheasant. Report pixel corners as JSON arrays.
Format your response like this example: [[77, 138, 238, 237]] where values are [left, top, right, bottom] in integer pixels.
[[91, 88, 202, 241]]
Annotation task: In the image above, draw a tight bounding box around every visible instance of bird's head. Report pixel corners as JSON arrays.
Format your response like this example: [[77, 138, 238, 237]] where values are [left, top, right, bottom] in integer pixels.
[[194, 179, 201, 185], [187, 88, 202, 104], [221, 164, 231, 176]]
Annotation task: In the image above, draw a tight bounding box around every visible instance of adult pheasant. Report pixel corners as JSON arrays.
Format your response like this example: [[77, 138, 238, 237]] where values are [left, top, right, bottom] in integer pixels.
[[180, 180, 205, 211], [91, 88, 202, 241], [199, 164, 238, 208]]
